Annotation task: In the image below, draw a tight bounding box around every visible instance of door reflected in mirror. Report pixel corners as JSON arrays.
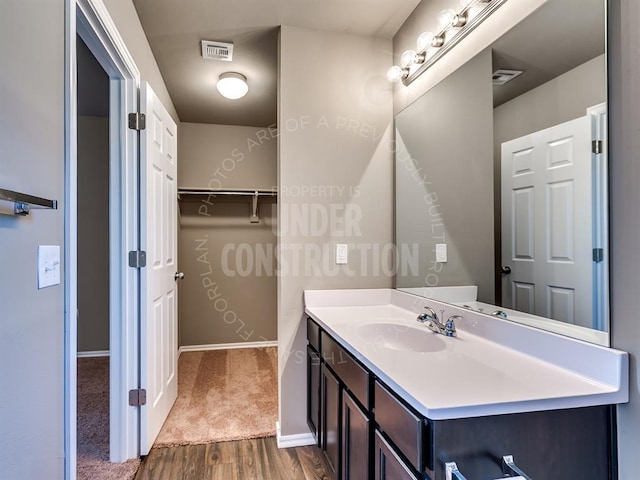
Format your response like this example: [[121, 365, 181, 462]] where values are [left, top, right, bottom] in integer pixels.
[[395, 0, 609, 346]]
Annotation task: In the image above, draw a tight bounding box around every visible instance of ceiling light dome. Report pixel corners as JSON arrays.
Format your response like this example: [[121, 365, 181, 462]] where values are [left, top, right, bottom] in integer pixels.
[[216, 72, 248, 100]]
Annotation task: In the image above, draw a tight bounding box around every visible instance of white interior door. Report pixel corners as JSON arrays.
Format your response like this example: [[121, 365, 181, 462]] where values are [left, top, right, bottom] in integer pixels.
[[501, 116, 592, 328], [140, 82, 178, 455]]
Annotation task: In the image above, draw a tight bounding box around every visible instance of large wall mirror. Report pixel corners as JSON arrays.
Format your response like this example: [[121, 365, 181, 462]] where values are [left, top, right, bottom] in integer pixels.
[[395, 0, 609, 345]]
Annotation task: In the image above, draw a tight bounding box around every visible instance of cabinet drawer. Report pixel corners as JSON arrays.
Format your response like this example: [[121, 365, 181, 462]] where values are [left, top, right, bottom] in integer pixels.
[[321, 331, 370, 409], [374, 430, 420, 480], [307, 317, 320, 351], [374, 380, 427, 473]]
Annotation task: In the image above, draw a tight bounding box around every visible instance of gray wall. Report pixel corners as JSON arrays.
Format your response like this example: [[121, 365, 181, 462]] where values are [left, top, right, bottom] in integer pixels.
[[0, 1, 65, 477], [178, 201, 277, 346], [179, 123, 277, 189], [494, 54, 606, 152], [0, 1, 177, 477], [609, 0, 640, 477], [395, 49, 495, 303], [278, 26, 394, 436], [77, 116, 110, 353], [178, 123, 278, 346]]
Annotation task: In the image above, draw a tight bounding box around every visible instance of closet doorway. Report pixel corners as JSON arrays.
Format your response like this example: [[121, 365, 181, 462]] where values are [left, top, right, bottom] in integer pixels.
[[75, 34, 126, 479], [65, 1, 143, 476]]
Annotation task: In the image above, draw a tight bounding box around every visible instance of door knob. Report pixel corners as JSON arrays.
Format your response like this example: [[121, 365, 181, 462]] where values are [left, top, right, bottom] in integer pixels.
[[501, 266, 512, 275], [175, 272, 185, 281]]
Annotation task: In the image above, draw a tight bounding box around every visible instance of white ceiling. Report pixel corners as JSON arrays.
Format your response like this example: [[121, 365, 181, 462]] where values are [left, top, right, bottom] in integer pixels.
[[133, 0, 421, 126]]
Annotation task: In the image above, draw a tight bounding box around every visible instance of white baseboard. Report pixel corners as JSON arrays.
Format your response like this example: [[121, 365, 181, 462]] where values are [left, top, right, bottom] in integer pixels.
[[275, 421, 317, 449], [178, 340, 278, 357], [77, 350, 110, 358]]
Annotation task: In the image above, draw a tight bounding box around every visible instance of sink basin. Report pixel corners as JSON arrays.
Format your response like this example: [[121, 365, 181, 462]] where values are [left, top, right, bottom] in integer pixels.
[[356, 322, 446, 353]]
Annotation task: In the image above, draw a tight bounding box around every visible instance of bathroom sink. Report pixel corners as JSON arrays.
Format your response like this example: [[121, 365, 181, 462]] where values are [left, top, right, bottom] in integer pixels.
[[356, 322, 446, 353]]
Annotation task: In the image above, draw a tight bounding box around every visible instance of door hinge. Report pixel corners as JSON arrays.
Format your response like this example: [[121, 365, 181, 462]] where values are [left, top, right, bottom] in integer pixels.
[[593, 248, 604, 263], [128, 250, 147, 268], [592, 140, 603, 154], [128, 112, 146, 131], [129, 389, 147, 407]]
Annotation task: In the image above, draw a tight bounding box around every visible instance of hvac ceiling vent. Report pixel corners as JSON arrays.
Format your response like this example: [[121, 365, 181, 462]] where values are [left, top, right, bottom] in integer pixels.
[[492, 69, 523, 85], [201, 40, 234, 62]]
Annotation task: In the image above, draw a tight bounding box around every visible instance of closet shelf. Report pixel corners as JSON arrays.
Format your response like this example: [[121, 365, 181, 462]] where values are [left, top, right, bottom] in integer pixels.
[[177, 188, 277, 199], [177, 188, 277, 223], [0, 187, 58, 216]]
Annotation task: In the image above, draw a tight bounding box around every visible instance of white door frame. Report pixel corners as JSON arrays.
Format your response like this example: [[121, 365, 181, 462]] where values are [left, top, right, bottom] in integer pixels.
[[64, 0, 141, 476]]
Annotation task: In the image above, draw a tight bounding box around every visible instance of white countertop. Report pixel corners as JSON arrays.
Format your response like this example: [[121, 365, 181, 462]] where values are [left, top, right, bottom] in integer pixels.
[[304, 289, 628, 420]]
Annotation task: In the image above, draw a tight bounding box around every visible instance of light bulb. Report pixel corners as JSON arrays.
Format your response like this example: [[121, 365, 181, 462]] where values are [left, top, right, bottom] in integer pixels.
[[417, 32, 435, 51], [437, 9, 456, 30], [400, 49, 417, 68], [386, 65, 406, 83], [216, 72, 248, 100]]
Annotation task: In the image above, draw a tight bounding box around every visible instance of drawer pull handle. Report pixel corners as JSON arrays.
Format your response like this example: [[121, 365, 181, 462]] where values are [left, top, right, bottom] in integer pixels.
[[445, 462, 469, 480], [502, 455, 533, 479], [446, 457, 532, 480]]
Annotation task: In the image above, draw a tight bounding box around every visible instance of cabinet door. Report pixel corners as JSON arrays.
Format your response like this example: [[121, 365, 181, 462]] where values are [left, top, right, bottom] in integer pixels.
[[307, 346, 321, 444], [342, 391, 370, 480], [322, 364, 341, 478], [374, 431, 419, 480]]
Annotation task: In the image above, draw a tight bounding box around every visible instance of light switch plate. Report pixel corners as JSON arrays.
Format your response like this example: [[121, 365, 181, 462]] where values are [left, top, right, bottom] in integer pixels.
[[436, 243, 448, 263], [336, 244, 348, 265], [38, 245, 61, 289]]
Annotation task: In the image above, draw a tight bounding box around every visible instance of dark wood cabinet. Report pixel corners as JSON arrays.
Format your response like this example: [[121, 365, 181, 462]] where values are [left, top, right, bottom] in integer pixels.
[[307, 317, 615, 480], [321, 363, 341, 478], [307, 346, 321, 443], [374, 431, 420, 480], [429, 405, 614, 480], [342, 391, 370, 480]]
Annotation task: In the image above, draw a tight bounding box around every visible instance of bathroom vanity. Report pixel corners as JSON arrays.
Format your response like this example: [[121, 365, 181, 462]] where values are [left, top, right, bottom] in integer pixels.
[[304, 289, 628, 480]]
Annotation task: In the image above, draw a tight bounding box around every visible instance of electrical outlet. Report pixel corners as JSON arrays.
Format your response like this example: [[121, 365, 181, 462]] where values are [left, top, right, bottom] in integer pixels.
[[336, 244, 348, 265], [436, 243, 447, 263], [38, 245, 61, 289]]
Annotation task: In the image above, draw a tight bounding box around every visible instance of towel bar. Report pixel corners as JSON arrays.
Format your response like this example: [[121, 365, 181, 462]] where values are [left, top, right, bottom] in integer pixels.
[[0, 188, 58, 216]]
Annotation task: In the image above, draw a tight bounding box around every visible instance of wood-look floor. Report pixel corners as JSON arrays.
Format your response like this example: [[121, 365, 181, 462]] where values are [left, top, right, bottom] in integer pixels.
[[135, 437, 332, 480]]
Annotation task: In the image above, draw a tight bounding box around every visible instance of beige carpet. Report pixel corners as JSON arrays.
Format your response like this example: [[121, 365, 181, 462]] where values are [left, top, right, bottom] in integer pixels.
[[77, 357, 141, 480], [154, 347, 278, 448]]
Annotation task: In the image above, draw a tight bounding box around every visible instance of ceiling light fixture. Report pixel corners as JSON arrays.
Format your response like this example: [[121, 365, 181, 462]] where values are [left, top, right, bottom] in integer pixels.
[[216, 72, 249, 100], [386, 0, 508, 86]]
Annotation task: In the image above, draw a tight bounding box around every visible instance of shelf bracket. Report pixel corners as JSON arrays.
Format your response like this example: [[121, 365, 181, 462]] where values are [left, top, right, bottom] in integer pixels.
[[250, 190, 259, 223]]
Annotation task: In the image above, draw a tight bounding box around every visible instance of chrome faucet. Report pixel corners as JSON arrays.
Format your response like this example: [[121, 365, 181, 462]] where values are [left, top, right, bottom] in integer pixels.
[[417, 306, 438, 324], [417, 307, 460, 337]]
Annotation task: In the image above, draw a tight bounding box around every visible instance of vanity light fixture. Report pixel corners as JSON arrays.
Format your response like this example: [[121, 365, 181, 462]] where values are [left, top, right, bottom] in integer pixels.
[[216, 72, 249, 100], [386, 0, 509, 86]]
